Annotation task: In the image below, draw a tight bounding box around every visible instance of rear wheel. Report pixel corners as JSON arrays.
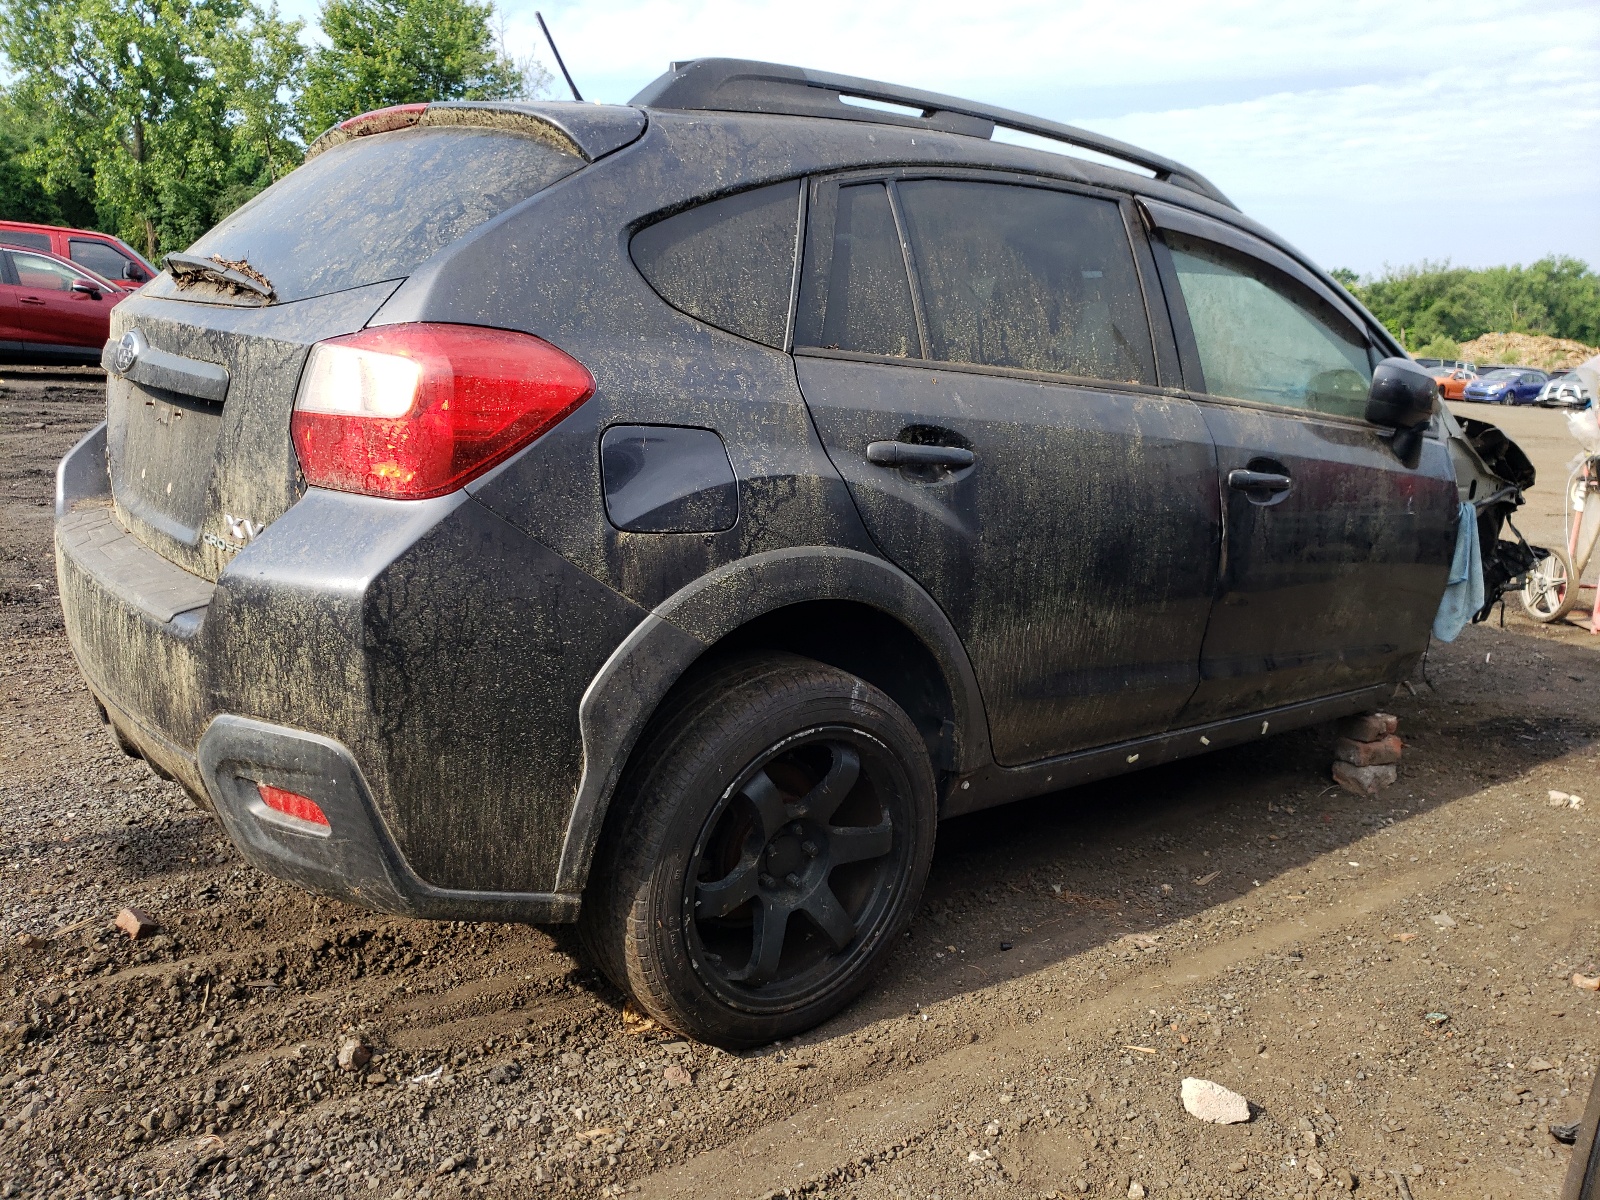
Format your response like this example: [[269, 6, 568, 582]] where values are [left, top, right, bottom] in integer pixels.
[[1523, 546, 1578, 622], [579, 654, 936, 1048]]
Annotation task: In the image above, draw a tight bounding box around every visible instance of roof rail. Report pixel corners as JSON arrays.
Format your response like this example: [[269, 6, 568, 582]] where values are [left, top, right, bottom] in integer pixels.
[[630, 59, 1236, 210]]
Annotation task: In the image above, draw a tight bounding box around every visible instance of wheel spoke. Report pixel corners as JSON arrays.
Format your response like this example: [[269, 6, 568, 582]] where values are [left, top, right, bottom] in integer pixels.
[[800, 883, 857, 951], [828, 820, 892, 866], [797, 744, 860, 822], [740, 768, 790, 841], [695, 858, 760, 920], [738, 897, 793, 985]]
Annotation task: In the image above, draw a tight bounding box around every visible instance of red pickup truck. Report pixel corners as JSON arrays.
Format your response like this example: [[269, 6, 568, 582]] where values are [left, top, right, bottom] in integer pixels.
[[0, 221, 155, 289]]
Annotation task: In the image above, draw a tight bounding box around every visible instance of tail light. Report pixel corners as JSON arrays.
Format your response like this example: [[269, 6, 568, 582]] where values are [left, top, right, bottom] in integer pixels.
[[291, 323, 595, 499]]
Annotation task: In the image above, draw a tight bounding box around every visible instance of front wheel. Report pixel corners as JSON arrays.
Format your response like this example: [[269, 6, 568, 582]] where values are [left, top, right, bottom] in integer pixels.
[[580, 653, 937, 1048], [1523, 546, 1578, 622]]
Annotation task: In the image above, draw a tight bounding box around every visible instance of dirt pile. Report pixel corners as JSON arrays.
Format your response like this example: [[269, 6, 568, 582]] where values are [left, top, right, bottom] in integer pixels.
[[1460, 333, 1598, 371]]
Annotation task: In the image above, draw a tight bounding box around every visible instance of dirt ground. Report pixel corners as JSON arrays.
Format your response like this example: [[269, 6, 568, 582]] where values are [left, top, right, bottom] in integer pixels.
[[2, 375, 1598, 1200]]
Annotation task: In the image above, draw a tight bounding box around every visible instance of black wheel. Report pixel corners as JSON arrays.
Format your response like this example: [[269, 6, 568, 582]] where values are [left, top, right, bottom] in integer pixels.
[[579, 653, 936, 1048]]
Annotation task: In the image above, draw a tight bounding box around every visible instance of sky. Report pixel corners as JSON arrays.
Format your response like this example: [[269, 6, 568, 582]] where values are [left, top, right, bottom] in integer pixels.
[[278, 0, 1600, 277]]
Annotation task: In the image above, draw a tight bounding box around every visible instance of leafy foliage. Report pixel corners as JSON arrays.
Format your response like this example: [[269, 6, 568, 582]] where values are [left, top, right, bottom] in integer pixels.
[[0, 0, 305, 259], [0, 0, 541, 258], [1337, 258, 1600, 351], [298, 0, 534, 138]]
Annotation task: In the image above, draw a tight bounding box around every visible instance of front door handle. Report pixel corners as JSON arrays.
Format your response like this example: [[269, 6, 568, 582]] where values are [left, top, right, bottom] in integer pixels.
[[1228, 468, 1291, 495], [866, 441, 975, 469], [19, 296, 45, 305]]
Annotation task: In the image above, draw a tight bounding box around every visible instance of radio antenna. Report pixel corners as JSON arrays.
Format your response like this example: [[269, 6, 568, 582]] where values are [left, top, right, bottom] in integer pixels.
[[535, 12, 584, 102]]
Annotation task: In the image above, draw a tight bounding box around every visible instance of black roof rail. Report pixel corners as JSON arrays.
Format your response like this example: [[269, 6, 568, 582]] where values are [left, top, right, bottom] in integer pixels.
[[630, 58, 1236, 211]]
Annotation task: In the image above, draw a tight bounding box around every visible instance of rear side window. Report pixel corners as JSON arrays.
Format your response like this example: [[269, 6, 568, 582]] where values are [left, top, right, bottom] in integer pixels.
[[1, 230, 52, 252], [69, 239, 135, 281], [895, 181, 1156, 384], [184, 127, 583, 304], [631, 181, 801, 349], [796, 183, 919, 358], [1166, 233, 1372, 418]]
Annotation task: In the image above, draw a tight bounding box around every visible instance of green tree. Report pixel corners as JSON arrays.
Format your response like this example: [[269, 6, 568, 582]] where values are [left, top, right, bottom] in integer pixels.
[[1345, 258, 1600, 349], [0, 89, 97, 226], [0, 0, 305, 259], [298, 0, 536, 137]]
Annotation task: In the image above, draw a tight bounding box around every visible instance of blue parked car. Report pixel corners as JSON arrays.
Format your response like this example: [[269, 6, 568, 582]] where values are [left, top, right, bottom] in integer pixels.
[[1462, 367, 1548, 404]]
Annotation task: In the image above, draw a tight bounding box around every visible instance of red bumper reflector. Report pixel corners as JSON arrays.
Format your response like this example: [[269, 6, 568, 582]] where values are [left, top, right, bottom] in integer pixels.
[[256, 783, 331, 828]]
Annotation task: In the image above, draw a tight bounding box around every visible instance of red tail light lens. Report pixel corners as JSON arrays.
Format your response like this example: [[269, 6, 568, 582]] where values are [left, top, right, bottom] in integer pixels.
[[256, 783, 330, 828], [291, 323, 595, 499]]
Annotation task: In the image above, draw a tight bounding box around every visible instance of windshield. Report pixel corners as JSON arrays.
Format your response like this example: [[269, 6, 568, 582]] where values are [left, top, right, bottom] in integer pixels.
[[181, 126, 583, 304], [1481, 369, 1521, 382]]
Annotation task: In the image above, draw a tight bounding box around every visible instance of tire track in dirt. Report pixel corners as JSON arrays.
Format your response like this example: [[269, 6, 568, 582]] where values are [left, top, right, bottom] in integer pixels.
[[634, 766, 1597, 1199]]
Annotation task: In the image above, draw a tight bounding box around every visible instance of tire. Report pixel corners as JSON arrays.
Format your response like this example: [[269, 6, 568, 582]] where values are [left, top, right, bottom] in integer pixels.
[[579, 653, 937, 1048], [1522, 545, 1578, 623]]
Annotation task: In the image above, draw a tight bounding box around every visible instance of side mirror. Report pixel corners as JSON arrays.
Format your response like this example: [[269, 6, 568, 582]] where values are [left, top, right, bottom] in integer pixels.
[[123, 261, 146, 282], [70, 279, 102, 299], [1366, 357, 1438, 466]]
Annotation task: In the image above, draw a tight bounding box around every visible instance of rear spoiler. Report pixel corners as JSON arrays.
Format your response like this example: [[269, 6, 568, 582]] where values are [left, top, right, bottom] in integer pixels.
[[304, 101, 646, 165]]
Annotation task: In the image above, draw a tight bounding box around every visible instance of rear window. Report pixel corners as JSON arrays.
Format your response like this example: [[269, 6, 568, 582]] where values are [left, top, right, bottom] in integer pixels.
[[630, 180, 801, 348], [1, 230, 52, 252], [183, 126, 583, 303]]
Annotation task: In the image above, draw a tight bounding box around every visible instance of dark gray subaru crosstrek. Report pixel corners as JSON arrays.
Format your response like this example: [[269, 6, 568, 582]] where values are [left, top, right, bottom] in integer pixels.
[[54, 59, 1530, 1047]]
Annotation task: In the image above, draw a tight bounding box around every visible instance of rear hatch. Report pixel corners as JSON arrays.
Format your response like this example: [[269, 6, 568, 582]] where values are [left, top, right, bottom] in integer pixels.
[[105, 117, 587, 581]]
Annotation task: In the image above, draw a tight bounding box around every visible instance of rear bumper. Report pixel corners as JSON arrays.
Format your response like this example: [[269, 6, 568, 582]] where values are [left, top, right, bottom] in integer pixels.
[[199, 715, 578, 922], [54, 422, 649, 921]]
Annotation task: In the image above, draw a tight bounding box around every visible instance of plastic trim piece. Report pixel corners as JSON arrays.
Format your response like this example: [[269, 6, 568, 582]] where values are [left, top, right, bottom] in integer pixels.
[[57, 507, 216, 624], [552, 546, 994, 893], [55, 421, 109, 519], [631, 58, 1235, 209], [199, 715, 581, 924], [101, 328, 231, 403], [946, 684, 1393, 817]]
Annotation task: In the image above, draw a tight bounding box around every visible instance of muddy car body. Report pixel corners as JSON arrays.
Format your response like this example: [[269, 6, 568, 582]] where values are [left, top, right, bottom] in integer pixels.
[[54, 60, 1527, 1045]]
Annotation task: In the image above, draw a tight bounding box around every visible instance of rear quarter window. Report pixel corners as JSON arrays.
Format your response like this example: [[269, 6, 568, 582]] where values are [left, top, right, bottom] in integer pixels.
[[630, 181, 802, 348], [1, 230, 52, 252], [182, 126, 583, 303]]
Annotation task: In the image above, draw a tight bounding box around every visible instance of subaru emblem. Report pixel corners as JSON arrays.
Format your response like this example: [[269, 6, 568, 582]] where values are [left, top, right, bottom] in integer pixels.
[[113, 330, 142, 375]]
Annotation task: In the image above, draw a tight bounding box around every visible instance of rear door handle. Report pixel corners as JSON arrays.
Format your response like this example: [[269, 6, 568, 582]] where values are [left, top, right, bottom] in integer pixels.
[[1227, 468, 1291, 495], [866, 441, 975, 468]]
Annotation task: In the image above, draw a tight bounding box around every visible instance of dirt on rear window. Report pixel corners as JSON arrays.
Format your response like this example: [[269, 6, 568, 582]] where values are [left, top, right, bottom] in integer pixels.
[[180, 126, 583, 304]]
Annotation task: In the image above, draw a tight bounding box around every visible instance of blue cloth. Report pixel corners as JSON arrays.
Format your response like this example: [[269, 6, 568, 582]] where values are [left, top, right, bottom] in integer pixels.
[[1433, 502, 1483, 642]]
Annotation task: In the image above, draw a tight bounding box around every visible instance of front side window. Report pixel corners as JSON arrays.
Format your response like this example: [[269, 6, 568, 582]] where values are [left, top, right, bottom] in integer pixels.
[[796, 182, 919, 358], [69, 239, 137, 282], [1166, 233, 1371, 418], [895, 180, 1155, 384], [11, 250, 87, 292]]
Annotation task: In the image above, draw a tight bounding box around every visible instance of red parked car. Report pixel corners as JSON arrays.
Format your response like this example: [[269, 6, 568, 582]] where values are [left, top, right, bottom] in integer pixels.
[[0, 220, 155, 290], [0, 244, 126, 364]]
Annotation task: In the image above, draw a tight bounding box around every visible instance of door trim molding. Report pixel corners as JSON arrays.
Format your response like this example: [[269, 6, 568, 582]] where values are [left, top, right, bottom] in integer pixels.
[[945, 683, 1392, 817]]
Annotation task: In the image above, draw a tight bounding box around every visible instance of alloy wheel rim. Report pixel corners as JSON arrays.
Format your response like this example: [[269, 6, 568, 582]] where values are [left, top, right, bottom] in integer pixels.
[[682, 726, 911, 1012]]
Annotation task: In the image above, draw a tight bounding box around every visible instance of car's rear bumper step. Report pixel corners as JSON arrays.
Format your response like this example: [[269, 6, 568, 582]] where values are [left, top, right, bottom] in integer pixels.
[[198, 715, 580, 924]]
